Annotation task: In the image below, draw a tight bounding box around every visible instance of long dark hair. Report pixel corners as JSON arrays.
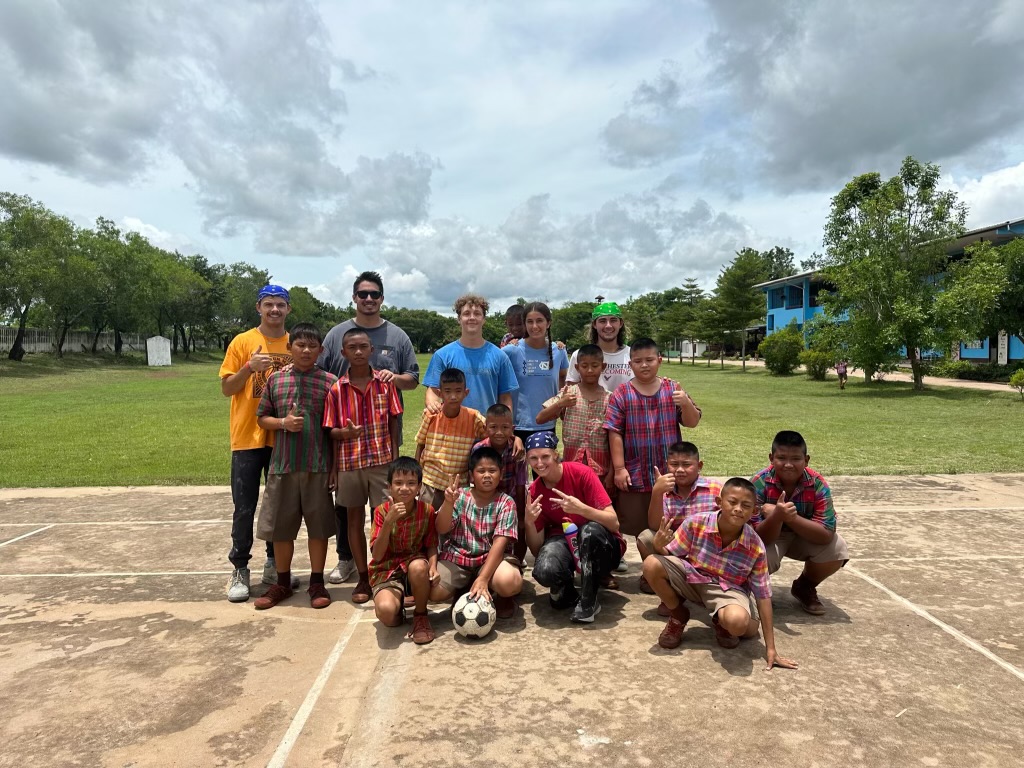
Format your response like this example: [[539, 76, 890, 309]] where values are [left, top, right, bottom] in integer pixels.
[[522, 301, 554, 370]]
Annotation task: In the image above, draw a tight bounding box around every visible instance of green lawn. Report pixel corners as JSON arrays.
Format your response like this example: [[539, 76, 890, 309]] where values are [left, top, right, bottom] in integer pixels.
[[2, 352, 1022, 487]]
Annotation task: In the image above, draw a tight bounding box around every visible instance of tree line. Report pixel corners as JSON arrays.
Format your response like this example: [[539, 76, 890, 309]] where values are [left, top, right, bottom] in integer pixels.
[[6, 156, 1020, 389]]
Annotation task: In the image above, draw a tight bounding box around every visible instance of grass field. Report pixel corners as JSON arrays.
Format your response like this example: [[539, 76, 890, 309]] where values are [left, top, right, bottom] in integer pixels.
[[2, 352, 1022, 487]]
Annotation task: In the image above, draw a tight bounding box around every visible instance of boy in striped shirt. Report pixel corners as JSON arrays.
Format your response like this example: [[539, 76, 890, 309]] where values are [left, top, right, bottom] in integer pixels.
[[254, 323, 338, 611], [415, 368, 487, 508], [323, 327, 404, 604], [642, 477, 798, 669]]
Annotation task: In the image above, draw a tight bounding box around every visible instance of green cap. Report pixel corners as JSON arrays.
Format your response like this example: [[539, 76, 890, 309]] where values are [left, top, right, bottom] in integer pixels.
[[592, 302, 622, 320]]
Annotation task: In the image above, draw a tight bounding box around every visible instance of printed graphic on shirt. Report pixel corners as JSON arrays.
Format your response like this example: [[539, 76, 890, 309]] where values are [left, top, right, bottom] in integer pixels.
[[602, 363, 632, 387], [520, 358, 551, 375], [251, 353, 292, 399]]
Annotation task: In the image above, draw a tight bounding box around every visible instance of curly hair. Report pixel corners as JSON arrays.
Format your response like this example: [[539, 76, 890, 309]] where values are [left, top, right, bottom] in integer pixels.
[[453, 293, 489, 317]]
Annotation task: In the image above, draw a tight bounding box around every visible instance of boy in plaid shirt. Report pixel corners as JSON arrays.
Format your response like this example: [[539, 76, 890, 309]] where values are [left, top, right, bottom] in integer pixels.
[[537, 344, 612, 487], [415, 368, 487, 508], [605, 338, 702, 538], [751, 430, 850, 615], [369, 457, 443, 645], [433, 446, 523, 620], [637, 442, 721, 564], [473, 403, 528, 564], [324, 327, 403, 605], [642, 477, 798, 669], [254, 323, 338, 611]]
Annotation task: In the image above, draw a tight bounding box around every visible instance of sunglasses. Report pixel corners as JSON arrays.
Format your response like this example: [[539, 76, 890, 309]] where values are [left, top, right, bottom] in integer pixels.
[[355, 290, 382, 300]]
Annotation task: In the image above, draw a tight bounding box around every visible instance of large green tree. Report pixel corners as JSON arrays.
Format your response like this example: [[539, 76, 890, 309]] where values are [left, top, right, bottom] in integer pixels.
[[660, 278, 706, 363], [713, 248, 771, 369], [821, 156, 1004, 390], [0, 193, 57, 360]]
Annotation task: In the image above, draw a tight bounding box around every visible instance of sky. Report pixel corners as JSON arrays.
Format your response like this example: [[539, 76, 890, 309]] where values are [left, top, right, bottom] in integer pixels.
[[2, 0, 1024, 313]]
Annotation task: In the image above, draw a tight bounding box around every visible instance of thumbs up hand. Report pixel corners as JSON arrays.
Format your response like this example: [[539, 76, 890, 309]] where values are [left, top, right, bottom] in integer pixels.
[[283, 402, 304, 432], [249, 344, 274, 373], [777, 490, 797, 521], [558, 385, 577, 409], [652, 466, 675, 496]]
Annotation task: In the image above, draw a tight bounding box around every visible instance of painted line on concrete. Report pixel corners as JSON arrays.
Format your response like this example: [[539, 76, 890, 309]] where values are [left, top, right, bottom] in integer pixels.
[[267, 610, 362, 768], [847, 565, 1024, 683], [0, 520, 225, 526], [854, 554, 1024, 563], [0, 525, 54, 548], [849, 506, 1024, 513], [0, 570, 235, 577]]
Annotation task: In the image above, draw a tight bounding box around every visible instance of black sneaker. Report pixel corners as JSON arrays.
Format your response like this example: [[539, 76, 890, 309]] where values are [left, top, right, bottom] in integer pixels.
[[549, 584, 580, 610], [570, 600, 602, 623]]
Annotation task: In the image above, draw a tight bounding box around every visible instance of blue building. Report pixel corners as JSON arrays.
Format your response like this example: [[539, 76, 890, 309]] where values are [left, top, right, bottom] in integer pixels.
[[756, 218, 1024, 363]]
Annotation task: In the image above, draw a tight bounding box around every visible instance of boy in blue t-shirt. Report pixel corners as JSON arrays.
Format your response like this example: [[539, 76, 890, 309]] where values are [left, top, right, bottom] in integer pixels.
[[423, 294, 518, 416]]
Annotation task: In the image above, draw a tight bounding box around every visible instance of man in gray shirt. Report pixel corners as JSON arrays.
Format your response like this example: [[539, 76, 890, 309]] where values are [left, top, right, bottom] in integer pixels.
[[317, 270, 419, 600]]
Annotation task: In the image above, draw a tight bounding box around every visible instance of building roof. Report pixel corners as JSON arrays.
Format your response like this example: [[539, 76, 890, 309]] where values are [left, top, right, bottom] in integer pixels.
[[948, 217, 1024, 253], [753, 268, 818, 290]]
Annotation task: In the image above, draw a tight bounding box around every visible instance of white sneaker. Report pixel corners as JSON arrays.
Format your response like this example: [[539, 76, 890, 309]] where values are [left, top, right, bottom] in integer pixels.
[[614, 559, 629, 573], [262, 558, 300, 589], [227, 568, 251, 602], [328, 558, 356, 584]]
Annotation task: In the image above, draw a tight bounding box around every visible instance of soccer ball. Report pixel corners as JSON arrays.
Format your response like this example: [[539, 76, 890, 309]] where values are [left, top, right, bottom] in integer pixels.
[[451, 593, 496, 638]]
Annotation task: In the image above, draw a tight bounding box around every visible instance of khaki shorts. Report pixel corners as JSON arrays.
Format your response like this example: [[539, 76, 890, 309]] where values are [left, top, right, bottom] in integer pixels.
[[616, 491, 651, 537], [372, 575, 408, 598], [436, 556, 520, 593], [335, 464, 389, 509], [637, 527, 656, 553], [257, 472, 335, 541], [652, 554, 759, 621], [764, 530, 851, 574]]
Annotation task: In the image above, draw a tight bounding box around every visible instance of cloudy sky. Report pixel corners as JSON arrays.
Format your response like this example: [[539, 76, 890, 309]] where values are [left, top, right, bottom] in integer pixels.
[[2, 0, 1024, 312]]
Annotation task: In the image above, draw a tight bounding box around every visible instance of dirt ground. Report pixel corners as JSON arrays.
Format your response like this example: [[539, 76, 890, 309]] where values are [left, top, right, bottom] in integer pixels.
[[2, 475, 1023, 768]]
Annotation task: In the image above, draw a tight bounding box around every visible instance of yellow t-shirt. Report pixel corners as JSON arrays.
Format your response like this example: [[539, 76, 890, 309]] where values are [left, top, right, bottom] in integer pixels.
[[219, 328, 291, 451]]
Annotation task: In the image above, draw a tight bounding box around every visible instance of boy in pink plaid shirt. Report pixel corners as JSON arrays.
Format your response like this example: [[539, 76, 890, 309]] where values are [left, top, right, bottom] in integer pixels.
[[642, 477, 798, 669], [605, 338, 702, 539]]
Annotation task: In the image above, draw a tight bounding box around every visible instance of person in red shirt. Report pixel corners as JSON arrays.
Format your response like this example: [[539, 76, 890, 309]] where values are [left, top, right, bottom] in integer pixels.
[[524, 432, 624, 624]]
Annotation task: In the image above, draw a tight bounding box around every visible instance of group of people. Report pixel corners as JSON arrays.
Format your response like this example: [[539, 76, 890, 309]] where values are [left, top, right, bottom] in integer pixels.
[[219, 271, 850, 667]]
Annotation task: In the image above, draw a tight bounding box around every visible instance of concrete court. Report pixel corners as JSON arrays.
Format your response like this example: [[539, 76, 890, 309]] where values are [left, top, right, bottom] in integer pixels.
[[1, 475, 1022, 768]]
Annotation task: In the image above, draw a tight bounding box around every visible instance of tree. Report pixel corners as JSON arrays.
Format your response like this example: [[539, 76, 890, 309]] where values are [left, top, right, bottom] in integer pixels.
[[660, 279, 706, 364], [821, 156, 998, 390], [550, 301, 594, 349], [758, 246, 797, 281], [0, 193, 55, 360], [36, 218, 98, 357], [622, 295, 658, 343], [760, 321, 803, 375], [974, 239, 1024, 342], [714, 249, 770, 370]]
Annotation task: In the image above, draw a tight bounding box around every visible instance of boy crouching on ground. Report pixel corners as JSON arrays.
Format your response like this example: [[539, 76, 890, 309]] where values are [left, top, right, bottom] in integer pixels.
[[254, 322, 338, 610], [433, 446, 523, 619], [642, 477, 798, 669], [369, 457, 443, 645]]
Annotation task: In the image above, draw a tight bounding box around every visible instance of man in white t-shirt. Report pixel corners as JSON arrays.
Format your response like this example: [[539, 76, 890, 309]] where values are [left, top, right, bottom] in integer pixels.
[[566, 302, 633, 394]]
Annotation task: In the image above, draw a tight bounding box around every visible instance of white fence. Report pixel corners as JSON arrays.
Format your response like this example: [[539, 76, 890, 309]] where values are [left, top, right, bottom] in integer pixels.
[[0, 327, 146, 354]]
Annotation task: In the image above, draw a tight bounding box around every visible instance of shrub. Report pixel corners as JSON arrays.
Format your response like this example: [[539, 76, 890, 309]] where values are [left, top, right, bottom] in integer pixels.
[[931, 359, 1024, 382], [760, 323, 804, 375], [931, 359, 974, 379], [1010, 370, 1024, 402], [799, 349, 832, 380]]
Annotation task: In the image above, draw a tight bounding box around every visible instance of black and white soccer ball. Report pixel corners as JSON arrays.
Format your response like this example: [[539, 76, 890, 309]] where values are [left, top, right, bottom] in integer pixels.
[[451, 593, 496, 638]]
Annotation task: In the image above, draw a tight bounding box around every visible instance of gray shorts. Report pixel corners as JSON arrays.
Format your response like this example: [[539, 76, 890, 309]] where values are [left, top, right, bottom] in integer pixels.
[[764, 530, 850, 574], [335, 464, 389, 509]]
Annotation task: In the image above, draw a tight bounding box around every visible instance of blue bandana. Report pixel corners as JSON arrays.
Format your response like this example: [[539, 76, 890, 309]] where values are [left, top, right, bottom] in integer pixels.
[[525, 431, 559, 451], [257, 284, 290, 303]]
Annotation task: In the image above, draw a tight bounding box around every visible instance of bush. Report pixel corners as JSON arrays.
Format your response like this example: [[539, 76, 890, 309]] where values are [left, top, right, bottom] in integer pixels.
[[931, 359, 974, 379], [799, 349, 832, 380], [931, 359, 1024, 382], [760, 324, 804, 375], [1009, 370, 1024, 401]]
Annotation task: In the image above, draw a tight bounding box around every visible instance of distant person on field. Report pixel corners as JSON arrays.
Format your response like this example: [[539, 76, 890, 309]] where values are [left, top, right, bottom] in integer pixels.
[[369, 457, 443, 645], [750, 430, 851, 615], [422, 293, 518, 416], [415, 368, 487, 509], [318, 271, 419, 588], [252, 323, 338, 611], [605, 338, 702, 541], [642, 477, 798, 669], [835, 359, 849, 390], [220, 284, 300, 603], [536, 343, 612, 488], [323, 327, 403, 605]]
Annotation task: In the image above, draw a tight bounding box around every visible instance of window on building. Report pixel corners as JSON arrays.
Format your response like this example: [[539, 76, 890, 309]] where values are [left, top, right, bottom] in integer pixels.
[[962, 340, 986, 350]]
